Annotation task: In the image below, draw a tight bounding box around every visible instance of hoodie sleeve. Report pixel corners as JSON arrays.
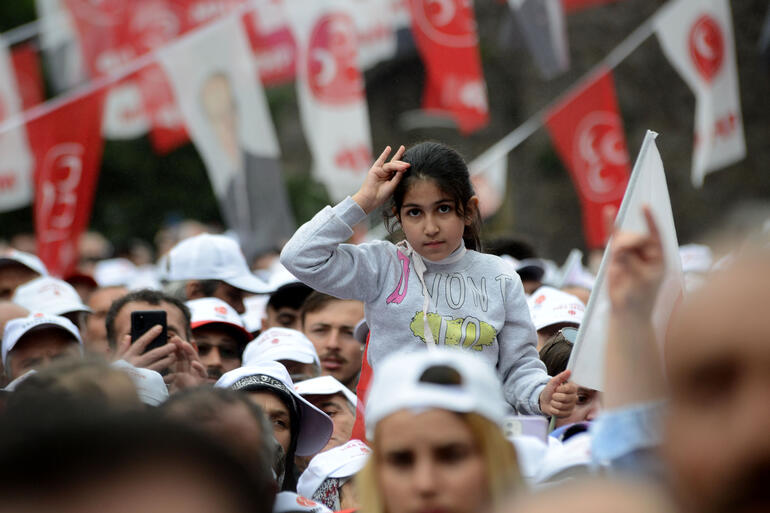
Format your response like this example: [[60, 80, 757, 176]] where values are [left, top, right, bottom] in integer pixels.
[[496, 270, 550, 415], [280, 197, 392, 304]]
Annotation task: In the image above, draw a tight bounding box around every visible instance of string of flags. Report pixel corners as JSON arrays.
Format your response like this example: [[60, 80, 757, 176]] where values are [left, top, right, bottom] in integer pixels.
[[0, 0, 747, 277]]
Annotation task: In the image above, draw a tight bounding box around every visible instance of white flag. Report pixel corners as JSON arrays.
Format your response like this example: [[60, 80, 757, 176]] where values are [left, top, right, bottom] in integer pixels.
[[0, 37, 34, 212], [159, 13, 295, 258], [654, 0, 745, 187], [284, 0, 373, 202], [567, 131, 684, 391]]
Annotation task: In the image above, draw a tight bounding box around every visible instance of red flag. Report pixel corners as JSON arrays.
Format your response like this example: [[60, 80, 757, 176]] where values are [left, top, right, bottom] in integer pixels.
[[243, 7, 298, 87], [10, 43, 45, 111], [544, 69, 630, 249], [407, 0, 489, 134], [562, 0, 621, 14], [28, 89, 106, 277], [135, 63, 189, 154]]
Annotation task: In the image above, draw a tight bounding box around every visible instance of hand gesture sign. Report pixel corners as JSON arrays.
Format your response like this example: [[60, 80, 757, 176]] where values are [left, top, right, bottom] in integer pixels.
[[351, 145, 410, 214], [607, 205, 665, 317], [113, 325, 177, 372]]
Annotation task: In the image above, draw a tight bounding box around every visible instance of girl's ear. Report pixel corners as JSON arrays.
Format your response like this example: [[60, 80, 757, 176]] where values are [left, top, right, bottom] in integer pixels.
[[464, 196, 480, 225]]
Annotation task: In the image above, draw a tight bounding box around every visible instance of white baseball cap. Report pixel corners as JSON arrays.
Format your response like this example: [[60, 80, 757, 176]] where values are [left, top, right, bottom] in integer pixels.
[[12, 276, 91, 317], [111, 359, 169, 406], [93, 258, 137, 287], [159, 233, 270, 294], [526, 286, 585, 331], [365, 349, 507, 440], [214, 361, 333, 457], [297, 439, 371, 500], [0, 249, 47, 276], [679, 243, 713, 274], [294, 375, 357, 408], [242, 327, 320, 367], [273, 492, 333, 513], [186, 297, 252, 345], [2, 313, 82, 366]]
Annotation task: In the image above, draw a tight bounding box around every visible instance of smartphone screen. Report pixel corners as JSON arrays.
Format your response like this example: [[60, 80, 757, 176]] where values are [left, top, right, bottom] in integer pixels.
[[130, 310, 168, 354]]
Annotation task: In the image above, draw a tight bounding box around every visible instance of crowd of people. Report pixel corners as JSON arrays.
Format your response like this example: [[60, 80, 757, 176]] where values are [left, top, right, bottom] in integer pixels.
[[0, 141, 767, 513]]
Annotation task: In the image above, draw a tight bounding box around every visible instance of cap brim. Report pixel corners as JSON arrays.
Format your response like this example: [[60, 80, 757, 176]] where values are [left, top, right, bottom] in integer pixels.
[[191, 320, 253, 345], [295, 395, 334, 457], [223, 273, 272, 294]]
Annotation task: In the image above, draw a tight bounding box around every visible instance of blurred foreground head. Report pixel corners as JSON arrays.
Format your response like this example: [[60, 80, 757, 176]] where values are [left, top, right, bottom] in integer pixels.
[[664, 250, 770, 513], [0, 405, 274, 513]]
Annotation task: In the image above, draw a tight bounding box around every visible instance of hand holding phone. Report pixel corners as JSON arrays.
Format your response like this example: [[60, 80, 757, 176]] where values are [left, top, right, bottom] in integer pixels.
[[130, 310, 168, 354]]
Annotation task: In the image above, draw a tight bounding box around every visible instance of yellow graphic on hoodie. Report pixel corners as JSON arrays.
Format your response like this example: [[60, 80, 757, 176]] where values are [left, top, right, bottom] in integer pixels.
[[409, 312, 496, 351]]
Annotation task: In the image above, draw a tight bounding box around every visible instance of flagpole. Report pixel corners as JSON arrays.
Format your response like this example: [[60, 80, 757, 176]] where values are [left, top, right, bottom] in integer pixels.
[[469, 9, 661, 173]]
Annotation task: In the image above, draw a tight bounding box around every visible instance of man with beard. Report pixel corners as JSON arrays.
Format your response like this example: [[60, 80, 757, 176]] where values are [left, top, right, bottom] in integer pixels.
[[300, 293, 364, 392], [187, 298, 253, 383]]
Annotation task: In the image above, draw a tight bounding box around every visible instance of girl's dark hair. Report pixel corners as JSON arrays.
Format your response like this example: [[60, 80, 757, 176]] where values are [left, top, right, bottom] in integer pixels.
[[384, 141, 482, 252]]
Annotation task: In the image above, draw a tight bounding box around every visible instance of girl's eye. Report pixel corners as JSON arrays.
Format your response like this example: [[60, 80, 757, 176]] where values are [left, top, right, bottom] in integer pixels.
[[406, 208, 421, 217], [437, 204, 452, 214]]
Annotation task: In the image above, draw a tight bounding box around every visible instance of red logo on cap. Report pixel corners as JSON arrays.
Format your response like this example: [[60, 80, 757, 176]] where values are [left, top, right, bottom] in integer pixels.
[[214, 306, 227, 315], [568, 310, 576, 315], [34, 312, 44, 318], [296, 497, 317, 507], [535, 295, 546, 305], [271, 338, 280, 345], [689, 14, 724, 83]]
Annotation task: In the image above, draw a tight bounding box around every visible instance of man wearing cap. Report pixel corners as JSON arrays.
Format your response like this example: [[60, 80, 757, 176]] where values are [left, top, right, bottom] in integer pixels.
[[2, 313, 82, 382], [215, 361, 333, 492], [161, 233, 269, 314], [295, 376, 357, 453], [526, 286, 585, 350], [301, 293, 364, 392], [187, 297, 253, 383], [13, 276, 92, 335], [242, 327, 321, 383], [0, 250, 46, 300], [106, 289, 206, 391]]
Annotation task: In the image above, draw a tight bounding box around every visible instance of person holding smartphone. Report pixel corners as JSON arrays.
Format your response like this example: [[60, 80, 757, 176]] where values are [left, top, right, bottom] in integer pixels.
[[105, 289, 206, 393]]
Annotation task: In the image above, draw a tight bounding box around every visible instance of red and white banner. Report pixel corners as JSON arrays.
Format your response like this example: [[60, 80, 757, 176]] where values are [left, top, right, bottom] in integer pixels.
[[11, 43, 46, 112], [28, 89, 107, 277], [407, 0, 489, 134], [284, 0, 373, 202], [159, 13, 295, 257], [655, 0, 745, 187], [568, 131, 684, 391], [545, 69, 631, 249], [35, 0, 88, 93], [243, 0, 298, 87], [0, 38, 34, 212]]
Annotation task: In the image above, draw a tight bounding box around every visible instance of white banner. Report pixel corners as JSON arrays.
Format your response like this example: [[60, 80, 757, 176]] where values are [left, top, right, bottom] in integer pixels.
[[159, 13, 295, 257], [655, 0, 745, 187], [284, 0, 373, 202], [568, 131, 684, 391], [470, 153, 507, 219], [0, 38, 34, 212]]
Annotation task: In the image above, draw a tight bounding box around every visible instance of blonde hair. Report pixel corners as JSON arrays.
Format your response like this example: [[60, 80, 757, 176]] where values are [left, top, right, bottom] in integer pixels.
[[356, 411, 521, 513]]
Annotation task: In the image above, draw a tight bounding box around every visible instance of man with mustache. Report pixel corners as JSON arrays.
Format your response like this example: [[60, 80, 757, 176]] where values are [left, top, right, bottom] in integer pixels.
[[301, 292, 364, 392]]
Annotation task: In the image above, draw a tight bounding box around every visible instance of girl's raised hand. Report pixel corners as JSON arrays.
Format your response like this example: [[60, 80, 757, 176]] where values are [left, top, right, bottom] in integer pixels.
[[352, 145, 410, 214]]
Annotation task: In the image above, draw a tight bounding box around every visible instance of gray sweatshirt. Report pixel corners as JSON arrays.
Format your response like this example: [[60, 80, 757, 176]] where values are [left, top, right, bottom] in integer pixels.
[[280, 197, 549, 414]]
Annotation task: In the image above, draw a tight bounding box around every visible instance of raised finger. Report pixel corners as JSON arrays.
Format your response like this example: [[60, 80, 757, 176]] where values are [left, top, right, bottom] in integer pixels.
[[390, 144, 406, 162], [131, 325, 164, 353], [642, 205, 661, 246], [147, 354, 176, 372], [135, 343, 176, 368], [374, 146, 392, 167]]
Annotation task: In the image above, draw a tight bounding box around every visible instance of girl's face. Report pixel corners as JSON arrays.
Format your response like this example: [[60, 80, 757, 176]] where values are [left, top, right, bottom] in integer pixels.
[[398, 179, 475, 261], [375, 409, 489, 513]]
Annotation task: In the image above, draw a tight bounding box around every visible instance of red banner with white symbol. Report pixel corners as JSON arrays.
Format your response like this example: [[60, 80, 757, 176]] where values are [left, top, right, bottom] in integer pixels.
[[407, 0, 489, 134], [10, 43, 45, 112], [544, 69, 630, 249], [28, 89, 107, 277]]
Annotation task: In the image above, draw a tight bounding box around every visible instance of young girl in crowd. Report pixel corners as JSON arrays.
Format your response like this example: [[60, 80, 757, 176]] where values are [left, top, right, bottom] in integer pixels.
[[281, 142, 575, 416]]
